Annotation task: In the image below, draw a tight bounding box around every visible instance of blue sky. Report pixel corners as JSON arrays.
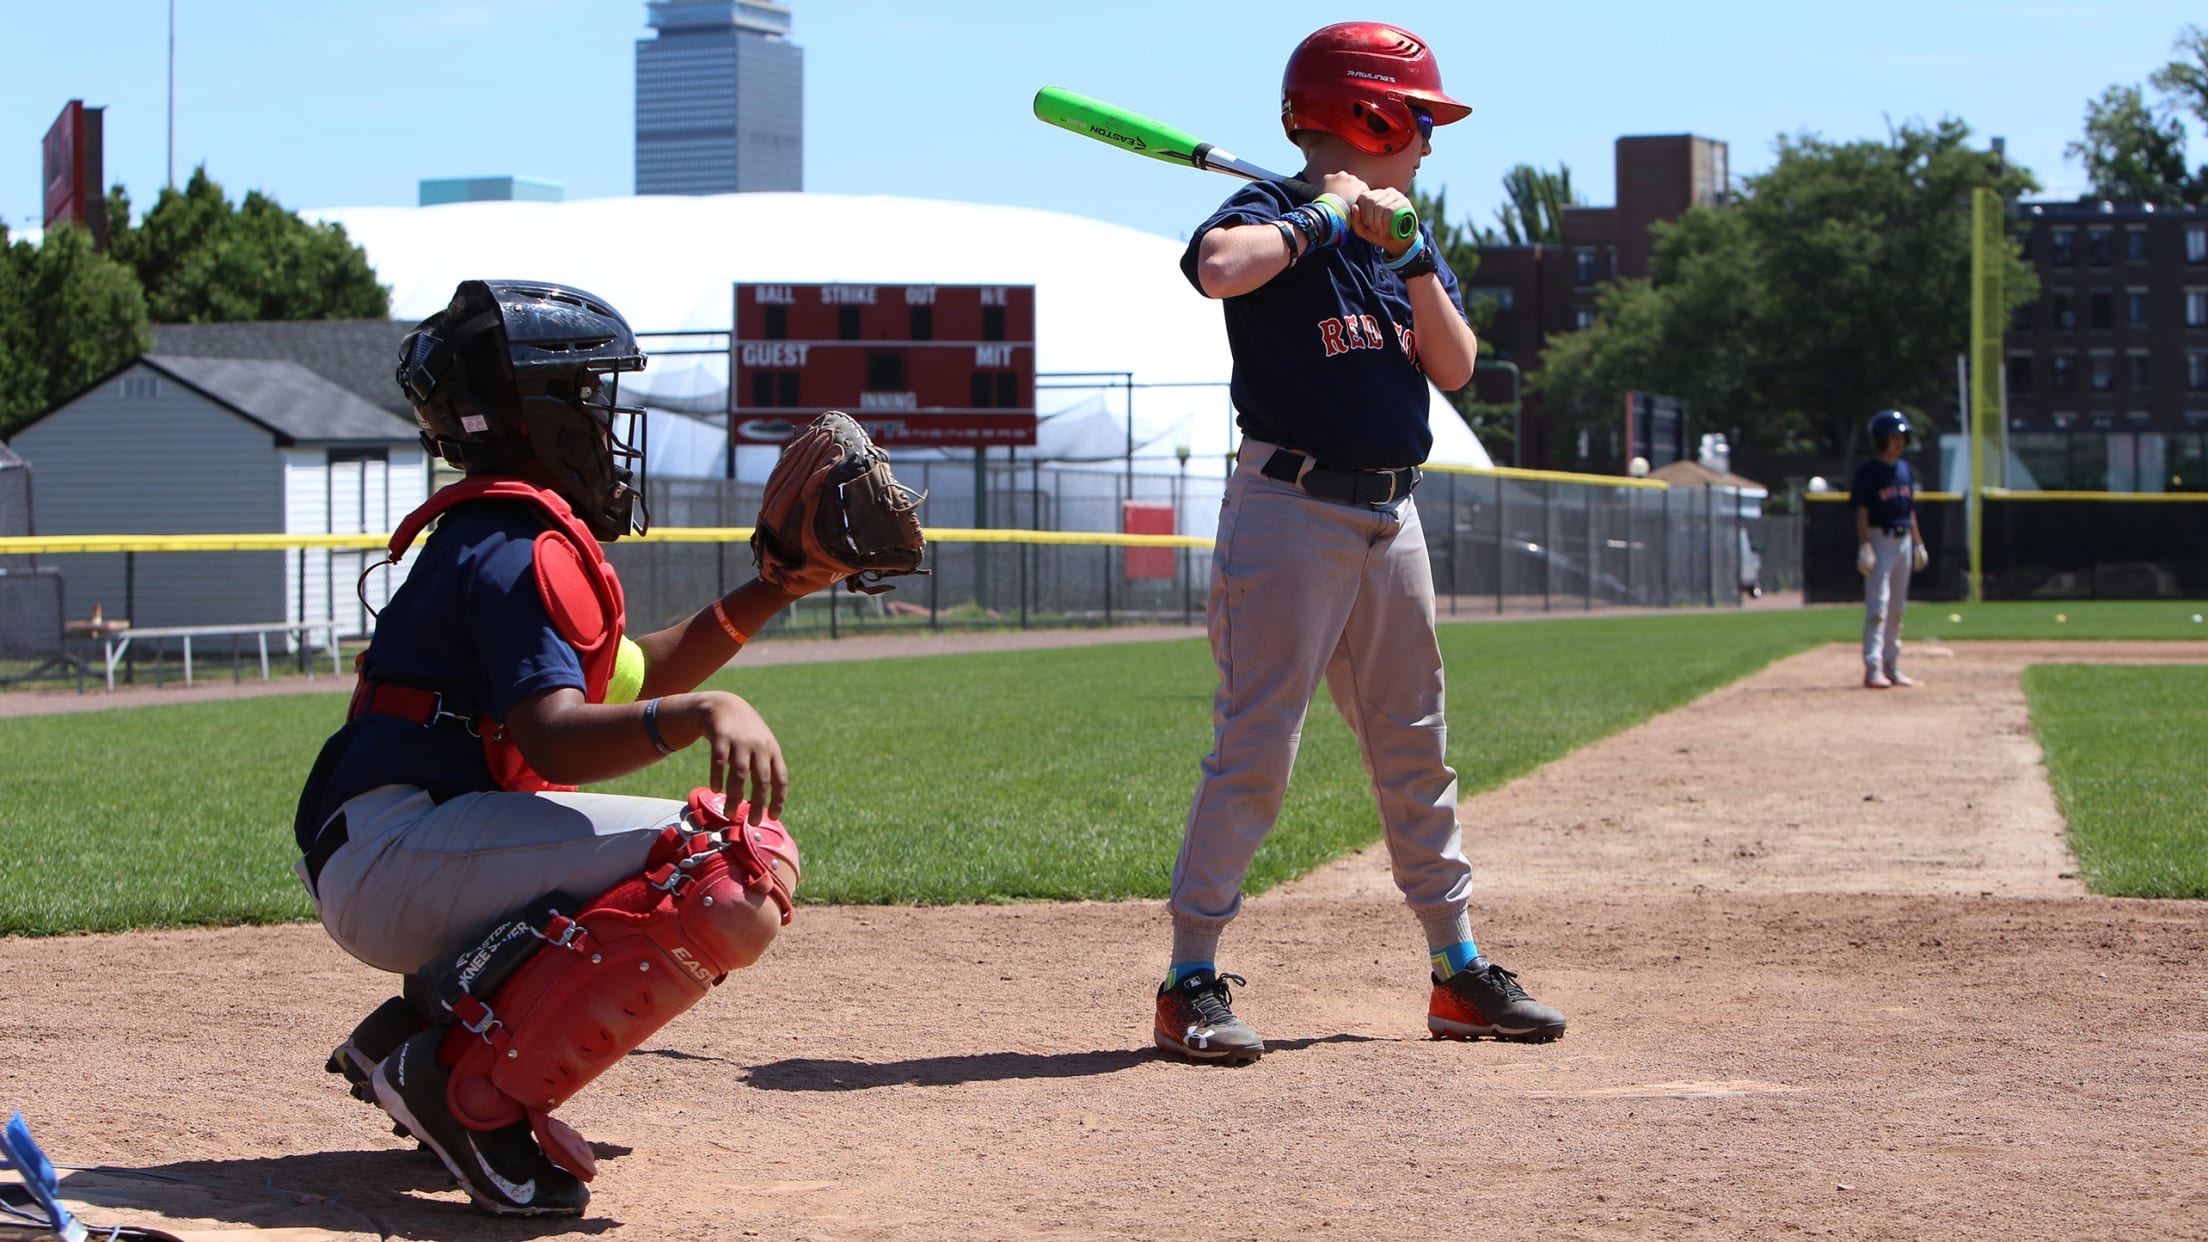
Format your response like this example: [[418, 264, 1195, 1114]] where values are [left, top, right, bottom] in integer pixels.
[[4, 0, 2201, 244]]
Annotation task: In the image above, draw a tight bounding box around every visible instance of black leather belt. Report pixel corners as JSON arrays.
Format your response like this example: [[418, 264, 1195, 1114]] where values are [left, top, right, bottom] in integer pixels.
[[1260, 449, 1421, 507], [1879, 524, 1913, 537], [303, 812, 348, 896]]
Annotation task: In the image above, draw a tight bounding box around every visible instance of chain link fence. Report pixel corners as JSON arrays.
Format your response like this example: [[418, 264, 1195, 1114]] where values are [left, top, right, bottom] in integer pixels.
[[0, 464, 1789, 680], [608, 464, 1787, 637]]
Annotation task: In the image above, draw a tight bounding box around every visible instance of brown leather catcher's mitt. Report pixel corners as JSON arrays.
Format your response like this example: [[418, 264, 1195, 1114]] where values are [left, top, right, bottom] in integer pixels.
[[752, 411, 928, 596]]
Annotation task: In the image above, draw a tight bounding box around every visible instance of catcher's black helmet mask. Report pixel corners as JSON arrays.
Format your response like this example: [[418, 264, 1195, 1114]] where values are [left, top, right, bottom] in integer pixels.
[[397, 280, 650, 539]]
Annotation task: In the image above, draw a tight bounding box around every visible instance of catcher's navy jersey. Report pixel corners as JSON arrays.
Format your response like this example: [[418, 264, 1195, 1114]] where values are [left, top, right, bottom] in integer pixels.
[[1850, 458, 1917, 529], [1180, 181, 1464, 469], [293, 500, 587, 850]]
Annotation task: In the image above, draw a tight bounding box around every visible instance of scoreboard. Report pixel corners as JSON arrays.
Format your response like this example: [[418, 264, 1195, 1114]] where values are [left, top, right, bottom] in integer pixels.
[[729, 282, 1037, 448]]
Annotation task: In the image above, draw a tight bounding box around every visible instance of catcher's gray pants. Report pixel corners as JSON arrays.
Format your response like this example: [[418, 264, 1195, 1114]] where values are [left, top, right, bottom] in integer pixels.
[[297, 784, 688, 974], [1862, 529, 1914, 671], [1169, 438, 1469, 939]]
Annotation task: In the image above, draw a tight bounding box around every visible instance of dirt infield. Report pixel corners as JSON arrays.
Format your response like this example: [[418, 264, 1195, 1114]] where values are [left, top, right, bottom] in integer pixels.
[[6, 640, 2207, 1240]]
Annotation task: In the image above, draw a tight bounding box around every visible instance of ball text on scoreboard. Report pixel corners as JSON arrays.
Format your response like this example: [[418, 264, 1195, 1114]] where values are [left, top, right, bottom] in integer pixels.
[[729, 282, 1037, 448]]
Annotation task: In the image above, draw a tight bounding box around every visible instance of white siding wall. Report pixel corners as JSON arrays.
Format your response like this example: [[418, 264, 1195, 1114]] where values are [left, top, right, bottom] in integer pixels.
[[281, 445, 430, 639], [10, 365, 285, 629]]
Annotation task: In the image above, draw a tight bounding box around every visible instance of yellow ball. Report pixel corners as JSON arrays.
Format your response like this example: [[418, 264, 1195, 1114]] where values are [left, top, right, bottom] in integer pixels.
[[605, 635, 646, 704], [1948, 613, 1962, 623], [2055, 614, 2067, 624]]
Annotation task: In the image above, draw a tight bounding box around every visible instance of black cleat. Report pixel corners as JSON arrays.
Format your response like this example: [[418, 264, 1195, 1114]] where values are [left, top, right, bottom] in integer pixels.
[[1428, 962, 1568, 1043], [371, 1028, 589, 1217]]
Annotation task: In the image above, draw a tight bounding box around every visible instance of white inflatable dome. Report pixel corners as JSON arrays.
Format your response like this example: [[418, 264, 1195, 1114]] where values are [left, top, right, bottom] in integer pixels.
[[313, 194, 1493, 477]]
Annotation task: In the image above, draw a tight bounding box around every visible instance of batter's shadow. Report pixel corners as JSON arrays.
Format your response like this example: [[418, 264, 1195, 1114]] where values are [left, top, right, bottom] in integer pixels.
[[69, 1146, 629, 1241], [745, 1033, 1378, 1091]]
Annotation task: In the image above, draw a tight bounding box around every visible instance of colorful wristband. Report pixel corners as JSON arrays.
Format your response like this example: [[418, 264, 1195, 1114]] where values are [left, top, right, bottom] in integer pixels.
[[1384, 231, 1428, 271], [1272, 219, 1302, 268], [642, 696, 676, 755], [1387, 230, 1438, 278], [711, 598, 750, 644]]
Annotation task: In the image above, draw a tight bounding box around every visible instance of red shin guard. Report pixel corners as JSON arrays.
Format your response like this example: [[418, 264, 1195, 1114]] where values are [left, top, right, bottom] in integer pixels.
[[434, 789, 798, 1177]]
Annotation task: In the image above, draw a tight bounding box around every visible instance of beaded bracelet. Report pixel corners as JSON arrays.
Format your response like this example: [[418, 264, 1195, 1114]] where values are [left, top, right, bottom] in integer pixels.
[[1294, 193, 1349, 249]]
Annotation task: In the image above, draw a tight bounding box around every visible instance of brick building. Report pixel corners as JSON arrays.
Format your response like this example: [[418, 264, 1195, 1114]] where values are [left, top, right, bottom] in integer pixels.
[[1466, 134, 1729, 471], [2000, 200, 2208, 492]]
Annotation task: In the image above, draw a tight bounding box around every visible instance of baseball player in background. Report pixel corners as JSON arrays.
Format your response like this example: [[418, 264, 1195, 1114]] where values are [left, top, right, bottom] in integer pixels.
[[1852, 409, 1928, 689], [1154, 21, 1567, 1065], [293, 280, 867, 1217]]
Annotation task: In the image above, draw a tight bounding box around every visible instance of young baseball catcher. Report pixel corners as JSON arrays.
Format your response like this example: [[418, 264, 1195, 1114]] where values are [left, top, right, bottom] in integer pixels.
[[292, 279, 922, 1216], [1154, 22, 1566, 1065]]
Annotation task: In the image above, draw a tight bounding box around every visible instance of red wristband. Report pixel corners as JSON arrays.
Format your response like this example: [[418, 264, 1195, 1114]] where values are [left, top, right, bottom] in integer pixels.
[[711, 599, 750, 644]]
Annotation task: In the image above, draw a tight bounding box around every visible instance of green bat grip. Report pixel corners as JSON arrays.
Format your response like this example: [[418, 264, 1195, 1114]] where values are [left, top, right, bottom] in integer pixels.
[[1278, 176, 1419, 242], [1035, 86, 1420, 243]]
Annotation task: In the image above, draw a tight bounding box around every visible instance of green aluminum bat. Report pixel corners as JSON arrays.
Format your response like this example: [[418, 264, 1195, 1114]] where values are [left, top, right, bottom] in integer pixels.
[[1032, 85, 1419, 242]]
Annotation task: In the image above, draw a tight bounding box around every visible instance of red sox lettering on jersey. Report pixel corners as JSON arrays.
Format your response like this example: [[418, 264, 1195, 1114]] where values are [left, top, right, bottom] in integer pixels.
[[1318, 314, 1418, 368]]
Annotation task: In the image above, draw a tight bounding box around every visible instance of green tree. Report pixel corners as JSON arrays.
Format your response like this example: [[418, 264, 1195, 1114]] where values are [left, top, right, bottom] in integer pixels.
[[0, 223, 151, 438], [1411, 185, 1518, 457], [1532, 118, 2037, 477], [1491, 163, 1578, 245], [106, 166, 389, 323], [2067, 83, 2194, 206], [2149, 24, 2208, 127]]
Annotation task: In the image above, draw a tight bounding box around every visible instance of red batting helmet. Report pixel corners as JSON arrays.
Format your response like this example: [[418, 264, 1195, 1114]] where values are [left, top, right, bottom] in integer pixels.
[[1280, 22, 1471, 157]]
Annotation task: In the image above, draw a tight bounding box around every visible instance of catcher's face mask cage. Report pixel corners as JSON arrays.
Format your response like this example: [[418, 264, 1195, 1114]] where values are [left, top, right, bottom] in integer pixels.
[[398, 280, 651, 539]]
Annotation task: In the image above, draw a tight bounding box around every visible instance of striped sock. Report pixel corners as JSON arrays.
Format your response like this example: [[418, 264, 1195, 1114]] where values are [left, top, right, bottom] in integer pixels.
[[1430, 940, 1483, 981], [1164, 960, 1215, 989]]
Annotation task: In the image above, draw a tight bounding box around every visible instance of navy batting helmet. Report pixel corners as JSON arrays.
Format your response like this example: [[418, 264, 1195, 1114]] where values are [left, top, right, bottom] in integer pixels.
[[1868, 409, 1912, 449], [397, 280, 649, 539]]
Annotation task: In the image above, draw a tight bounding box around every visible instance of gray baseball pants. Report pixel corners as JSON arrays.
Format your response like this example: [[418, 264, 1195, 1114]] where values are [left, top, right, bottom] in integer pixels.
[[1862, 528, 1914, 671], [297, 785, 689, 974], [1169, 438, 1471, 944]]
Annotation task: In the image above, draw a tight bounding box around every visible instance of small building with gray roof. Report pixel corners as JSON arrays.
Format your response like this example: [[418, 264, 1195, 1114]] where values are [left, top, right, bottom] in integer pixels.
[[5, 354, 429, 637]]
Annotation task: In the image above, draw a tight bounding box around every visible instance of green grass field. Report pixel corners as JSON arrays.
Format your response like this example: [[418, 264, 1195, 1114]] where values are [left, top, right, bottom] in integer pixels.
[[3, 601, 2201, 934], [2024, 664, 2208, 899]]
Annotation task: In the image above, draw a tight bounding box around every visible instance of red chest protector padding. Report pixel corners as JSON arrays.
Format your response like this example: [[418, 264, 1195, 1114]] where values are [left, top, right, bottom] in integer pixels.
[[433, 788, 800, 1181], [371, 476, 626, 793]]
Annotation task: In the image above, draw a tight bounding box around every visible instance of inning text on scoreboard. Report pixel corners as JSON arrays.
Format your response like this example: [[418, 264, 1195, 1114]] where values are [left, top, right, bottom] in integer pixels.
[[730, 282, 1038, 448]]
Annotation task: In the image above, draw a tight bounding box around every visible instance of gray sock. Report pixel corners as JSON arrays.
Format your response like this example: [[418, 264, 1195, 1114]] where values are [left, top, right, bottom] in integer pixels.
[[1169, 924, 1222, 975]]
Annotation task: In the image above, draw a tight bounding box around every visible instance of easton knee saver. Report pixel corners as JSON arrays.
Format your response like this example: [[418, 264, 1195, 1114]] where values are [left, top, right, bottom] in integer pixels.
[[427, 789, 798, 1177]]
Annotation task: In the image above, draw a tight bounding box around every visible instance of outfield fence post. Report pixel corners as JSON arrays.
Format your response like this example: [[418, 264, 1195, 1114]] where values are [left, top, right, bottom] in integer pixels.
[[1494, 476, 1505, 614], [1542, 481, 1553, 612], [1584, 484, 1595, 611], [1103, 542, 1113, 627], [1446, 473, 1459, 616]]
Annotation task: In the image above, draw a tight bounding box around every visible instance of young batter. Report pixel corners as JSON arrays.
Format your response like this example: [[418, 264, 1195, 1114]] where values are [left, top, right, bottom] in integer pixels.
[[296, 280, 814, 1216], [1852, 408, 1928, 688], [1154, 22, 1567, 1064]]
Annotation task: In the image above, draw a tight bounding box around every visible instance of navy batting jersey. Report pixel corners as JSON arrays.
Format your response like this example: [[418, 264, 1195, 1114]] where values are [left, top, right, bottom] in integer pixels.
[[1180, 181, 1465, 469], [1850, 458, 1918, 530], [293, 499, 589, 850]]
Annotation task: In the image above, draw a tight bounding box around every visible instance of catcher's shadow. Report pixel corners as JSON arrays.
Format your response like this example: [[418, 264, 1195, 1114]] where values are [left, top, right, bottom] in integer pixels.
[[745, 1034, 1376, 1092], [58, 1147, 627, 1242]]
